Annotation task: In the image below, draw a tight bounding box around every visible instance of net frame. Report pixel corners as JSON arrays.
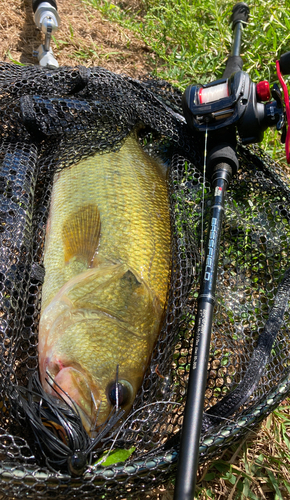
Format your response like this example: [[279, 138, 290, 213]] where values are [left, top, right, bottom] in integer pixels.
[[0, 62, 289, 498]]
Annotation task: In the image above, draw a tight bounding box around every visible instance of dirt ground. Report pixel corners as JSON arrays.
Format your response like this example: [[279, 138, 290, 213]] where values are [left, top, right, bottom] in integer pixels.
[[0, 0, 155, 77]]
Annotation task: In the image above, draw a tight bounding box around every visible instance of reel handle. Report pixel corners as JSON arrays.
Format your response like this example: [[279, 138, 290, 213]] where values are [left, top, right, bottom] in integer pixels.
[[276, 59, 290, 163]]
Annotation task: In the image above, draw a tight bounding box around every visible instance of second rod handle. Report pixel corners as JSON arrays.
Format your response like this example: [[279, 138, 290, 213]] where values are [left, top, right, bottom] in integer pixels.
[[32, 0, 58, 13]]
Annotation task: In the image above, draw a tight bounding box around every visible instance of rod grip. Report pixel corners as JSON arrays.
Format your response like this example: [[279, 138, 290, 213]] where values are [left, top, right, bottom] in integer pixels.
[[230, 2, 250, 28], [32, 0, 57, 13], [279, 52, 290, 76], [222, 55, 243, 78]]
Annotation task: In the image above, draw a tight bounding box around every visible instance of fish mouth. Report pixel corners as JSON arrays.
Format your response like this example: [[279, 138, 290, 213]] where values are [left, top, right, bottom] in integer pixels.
[[42, 363, 101, 434]]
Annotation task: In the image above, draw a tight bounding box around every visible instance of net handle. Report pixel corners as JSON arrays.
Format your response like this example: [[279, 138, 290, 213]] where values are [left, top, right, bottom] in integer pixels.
[[32, 0, 58, 13]]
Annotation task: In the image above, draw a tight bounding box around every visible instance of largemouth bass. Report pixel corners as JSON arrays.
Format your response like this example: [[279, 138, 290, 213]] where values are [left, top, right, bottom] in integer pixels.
[[38, 134, 171, 435]]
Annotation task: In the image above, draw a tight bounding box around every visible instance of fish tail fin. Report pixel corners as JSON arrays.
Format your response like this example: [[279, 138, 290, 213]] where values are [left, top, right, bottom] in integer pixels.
[[62, 204, 101, 265]]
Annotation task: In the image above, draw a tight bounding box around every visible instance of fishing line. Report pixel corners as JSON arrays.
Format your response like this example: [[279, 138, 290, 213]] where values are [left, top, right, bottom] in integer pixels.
[[115, 365, 119, 411], [90, 393, 255, 475], [201, 125, 208, 263], [87, 400, 182, 470], [202, 411, 260, 435], [86, 408, 126, 454]]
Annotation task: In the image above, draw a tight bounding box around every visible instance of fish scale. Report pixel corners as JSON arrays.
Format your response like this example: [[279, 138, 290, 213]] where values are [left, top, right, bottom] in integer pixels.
[[38, 133, 171, 433], [41, 134, 170, 310]]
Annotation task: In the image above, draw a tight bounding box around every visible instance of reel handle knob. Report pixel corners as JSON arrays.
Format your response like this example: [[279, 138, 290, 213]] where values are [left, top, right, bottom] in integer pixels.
[[279, 52, 290, 76]]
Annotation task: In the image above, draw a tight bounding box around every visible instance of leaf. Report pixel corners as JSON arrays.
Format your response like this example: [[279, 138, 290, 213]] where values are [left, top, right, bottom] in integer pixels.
[[282, 427, 290, 450], [214, 462, 230, 473], [6, 52, 27, 66], [283, 480, 290, 494], [94, 447, 136, 467], [266, 470, 283, 500], [204, 472, 216, 481], [224, 471, 236, 485]]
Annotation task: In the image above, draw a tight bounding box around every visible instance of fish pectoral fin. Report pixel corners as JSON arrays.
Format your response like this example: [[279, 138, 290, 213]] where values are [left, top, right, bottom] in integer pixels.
[[62, 204, 101, 266]]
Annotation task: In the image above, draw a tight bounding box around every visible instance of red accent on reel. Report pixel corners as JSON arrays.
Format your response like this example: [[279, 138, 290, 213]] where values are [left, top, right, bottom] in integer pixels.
[[256, 81, 271, 101], [276, 60, 290, 164], [198, 82, 229, 105], [199, 87, 203, 104]]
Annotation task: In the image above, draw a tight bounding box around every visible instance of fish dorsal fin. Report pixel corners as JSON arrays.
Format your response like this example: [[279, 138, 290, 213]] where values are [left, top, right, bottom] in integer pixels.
[[62, 204, 101, 265]]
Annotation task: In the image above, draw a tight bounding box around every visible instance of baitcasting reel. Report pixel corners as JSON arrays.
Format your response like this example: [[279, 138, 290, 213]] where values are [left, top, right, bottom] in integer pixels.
[[183, 48, 290, 167]]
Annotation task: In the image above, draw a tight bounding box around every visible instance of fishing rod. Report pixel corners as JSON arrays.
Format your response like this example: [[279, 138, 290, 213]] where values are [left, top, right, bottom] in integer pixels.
[[32, 0, 60, 68], [174, 3, 290, 499]]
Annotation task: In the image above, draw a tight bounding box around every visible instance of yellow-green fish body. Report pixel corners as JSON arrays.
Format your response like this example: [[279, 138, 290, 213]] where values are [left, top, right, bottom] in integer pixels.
[[38, 134, 171, 433]]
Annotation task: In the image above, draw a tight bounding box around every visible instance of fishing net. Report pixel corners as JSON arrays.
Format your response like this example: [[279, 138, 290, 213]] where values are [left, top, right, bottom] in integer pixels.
[[0, 62, 289, 498]]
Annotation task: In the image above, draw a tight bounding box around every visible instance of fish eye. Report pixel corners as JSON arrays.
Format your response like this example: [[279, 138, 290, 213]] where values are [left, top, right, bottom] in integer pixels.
[[107, 380, 133, 407], [68, 451, 87, 476]]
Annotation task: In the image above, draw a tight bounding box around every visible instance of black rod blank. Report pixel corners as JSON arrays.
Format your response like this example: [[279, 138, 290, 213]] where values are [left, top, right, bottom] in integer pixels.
[[173, 164, 232, 500]]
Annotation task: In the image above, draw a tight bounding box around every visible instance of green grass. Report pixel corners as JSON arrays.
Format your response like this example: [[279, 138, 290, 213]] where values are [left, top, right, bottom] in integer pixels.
[[81, 1, 290, 497], [195, 405, 290, 499], [84, 0, 290, 166], [85, 0, 290, 86]]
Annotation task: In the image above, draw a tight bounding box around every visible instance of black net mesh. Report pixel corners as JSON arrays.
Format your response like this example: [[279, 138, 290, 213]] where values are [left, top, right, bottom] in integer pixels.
[[0, 62, 289, 498]]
